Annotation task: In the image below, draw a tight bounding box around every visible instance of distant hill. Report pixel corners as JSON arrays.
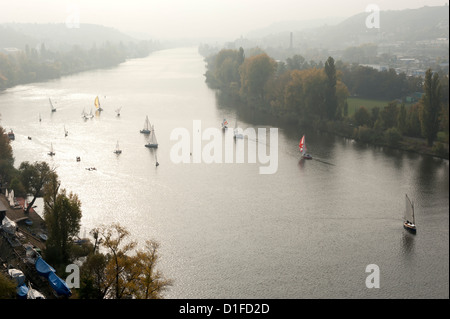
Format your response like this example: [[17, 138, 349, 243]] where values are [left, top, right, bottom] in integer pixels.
[[0, 23, 138, 51], [244, 5, 449, 50], [314, 5, 449, 48], [246, 16, 346, 38]]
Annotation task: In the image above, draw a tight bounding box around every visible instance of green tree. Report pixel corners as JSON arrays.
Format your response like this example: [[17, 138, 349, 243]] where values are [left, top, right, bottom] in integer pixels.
[[0, 124, 16, 183], [354, 106, 372, 127], [324, 56, 338, 120], [19, 161, 55, 213], [43, 173, 82, 266], [397, 103, 407, 133], [420, 69, 442, 146]]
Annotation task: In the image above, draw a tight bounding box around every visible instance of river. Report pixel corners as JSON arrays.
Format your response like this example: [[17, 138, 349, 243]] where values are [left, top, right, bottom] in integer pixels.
[[0, 47, 448, 299]]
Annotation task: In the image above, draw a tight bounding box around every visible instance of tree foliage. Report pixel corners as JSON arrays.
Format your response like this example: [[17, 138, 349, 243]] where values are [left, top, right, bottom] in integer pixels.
[[43, 173, 82, 266], [79, 223, 172, 299], [19, 161, 56, 213], [420, 69, 442, 146]]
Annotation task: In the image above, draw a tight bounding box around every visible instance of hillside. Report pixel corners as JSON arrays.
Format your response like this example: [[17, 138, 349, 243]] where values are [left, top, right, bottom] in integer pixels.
[[242, 5, 449, 50], [0, 23, 139, 52]]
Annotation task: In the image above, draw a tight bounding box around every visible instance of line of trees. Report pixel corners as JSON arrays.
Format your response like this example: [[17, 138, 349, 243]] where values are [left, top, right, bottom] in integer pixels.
[[205, 49, 348, 125], [0, 40, 154, 90], [204, 48, 448, 156]]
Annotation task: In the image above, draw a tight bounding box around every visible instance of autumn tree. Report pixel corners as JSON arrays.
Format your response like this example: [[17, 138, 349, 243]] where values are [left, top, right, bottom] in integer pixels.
[[80, 223, 172, 299], [420, 69, 442, 146], [131, 240, 173, 299], [239, 53, 277, 103]]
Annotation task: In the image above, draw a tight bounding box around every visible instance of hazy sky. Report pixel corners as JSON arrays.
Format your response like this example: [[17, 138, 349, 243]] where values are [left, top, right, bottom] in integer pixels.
[[0, 0, 446, 39]]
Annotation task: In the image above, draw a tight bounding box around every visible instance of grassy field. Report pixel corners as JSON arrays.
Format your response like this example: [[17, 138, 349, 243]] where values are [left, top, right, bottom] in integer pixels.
[[346, 97, 392, 116]]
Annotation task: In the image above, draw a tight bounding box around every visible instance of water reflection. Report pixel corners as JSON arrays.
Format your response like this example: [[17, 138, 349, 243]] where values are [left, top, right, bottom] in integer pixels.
[[401, 231, 416, 256]]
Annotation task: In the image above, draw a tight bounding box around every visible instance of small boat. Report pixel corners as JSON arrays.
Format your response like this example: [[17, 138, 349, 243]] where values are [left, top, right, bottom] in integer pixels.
[[64, 125, 68, 137], [49, 98, 56, 112], [115, 107, 121, 116], [155, 153, 159, 166], [17, 284, 29, 299], [35, 257, 55, 277], [48, 271, 71, 297], [145, 125, 158, 148], [114, 140, 122, 154], [81, 108, 93, 119], [27, 283, 46, 299], [403, 194, 417, 233], [48, 143, 55, 156], [7, 129, 15, 140], [299, 135, 312, 160], [95, 96, 103, 112], [221, 119, 228, 130], [39, 113, 42, 122], [28, 136, 32, 140], [140, 116, 151, 134], [76, 156, 81, 162]]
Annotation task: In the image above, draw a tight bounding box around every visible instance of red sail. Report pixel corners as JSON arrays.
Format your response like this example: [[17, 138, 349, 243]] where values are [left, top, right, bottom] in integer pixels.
[[299, 135, 305, 152]]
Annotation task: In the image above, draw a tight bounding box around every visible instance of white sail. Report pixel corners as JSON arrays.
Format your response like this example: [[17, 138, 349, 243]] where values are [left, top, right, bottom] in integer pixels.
[[49, 98, 56, 112], [141, 116, 151, 133], [114, 140, 122, 154], [150, 125, 158, 144], [404, 194, 415, 224]]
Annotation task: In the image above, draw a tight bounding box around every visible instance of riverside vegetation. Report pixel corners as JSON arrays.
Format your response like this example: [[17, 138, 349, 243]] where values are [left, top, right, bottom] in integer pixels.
[[202, 48, 449, 159], [0, 124, 172, 299]]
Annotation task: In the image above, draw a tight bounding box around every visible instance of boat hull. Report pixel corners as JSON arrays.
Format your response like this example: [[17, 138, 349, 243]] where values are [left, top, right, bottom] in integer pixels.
[[403, 222, 417, 233], [302, 154, 313, 160], [140, 130, 150, 134], [145, 144, 158, 149]]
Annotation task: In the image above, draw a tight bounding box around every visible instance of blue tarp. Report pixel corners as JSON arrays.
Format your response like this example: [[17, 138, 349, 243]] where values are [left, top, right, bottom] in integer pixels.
[[35, 257, 55, 277], [47, 272, 71, 297], [16, 284, 28, 299]]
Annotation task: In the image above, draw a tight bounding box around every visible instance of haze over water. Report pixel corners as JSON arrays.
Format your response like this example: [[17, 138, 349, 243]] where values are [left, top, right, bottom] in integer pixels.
[[1, 47, 448, 298]]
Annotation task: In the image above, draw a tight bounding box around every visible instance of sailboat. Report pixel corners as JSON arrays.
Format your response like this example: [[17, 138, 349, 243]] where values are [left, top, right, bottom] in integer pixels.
[[64, 125, 68, 137], [140, 116, 151, 134], [299, 135, 312, 160], [221, 119, 228, 130], [48, 143, 55, 156], [403, 194, 417, 233], [114, 141, 122, 154], [115, 107, 122, 116], [145, 125, 158, 148], [234, 120, 243, 139], [95, 96, 103, 112], [49, 98, 56, 112], [39, 113, 42, 122]]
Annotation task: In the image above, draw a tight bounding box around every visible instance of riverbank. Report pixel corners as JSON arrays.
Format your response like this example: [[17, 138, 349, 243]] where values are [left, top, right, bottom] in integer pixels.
[[0, 193, 53, 299], [315, 118, 449, 160]]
